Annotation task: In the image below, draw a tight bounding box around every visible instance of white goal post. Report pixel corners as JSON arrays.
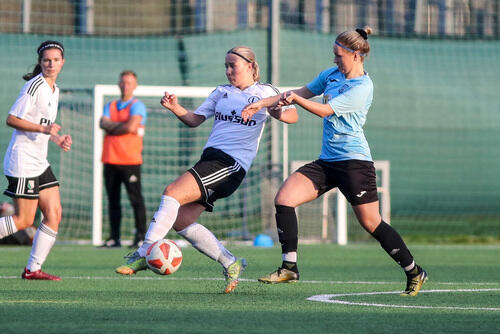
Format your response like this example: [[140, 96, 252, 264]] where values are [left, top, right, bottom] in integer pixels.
[[92, 85, 215, 245]]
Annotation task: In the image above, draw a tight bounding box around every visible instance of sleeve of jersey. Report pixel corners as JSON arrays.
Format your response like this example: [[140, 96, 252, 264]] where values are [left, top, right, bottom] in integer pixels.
[[130, 101, 147, 125], [9, 85, 35, 119], [193, 87, 220, 119], [305, 69, 329, 96], [328, 83, 371, 116], [102, 102, 111, 118]]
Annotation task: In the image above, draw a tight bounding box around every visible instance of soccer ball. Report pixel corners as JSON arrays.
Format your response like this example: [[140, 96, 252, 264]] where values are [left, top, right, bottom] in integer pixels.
[[146, 239, 183, 275]]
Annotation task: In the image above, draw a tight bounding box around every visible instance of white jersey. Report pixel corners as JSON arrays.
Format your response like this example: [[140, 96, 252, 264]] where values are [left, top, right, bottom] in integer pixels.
[[3, 74, 59, 177], [194, 82, 284, 171]]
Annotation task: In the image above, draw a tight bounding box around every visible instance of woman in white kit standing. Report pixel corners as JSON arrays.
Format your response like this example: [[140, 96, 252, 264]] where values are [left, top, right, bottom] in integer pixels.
[[0, 40, 72, 280], [115, 46, 298, 293]]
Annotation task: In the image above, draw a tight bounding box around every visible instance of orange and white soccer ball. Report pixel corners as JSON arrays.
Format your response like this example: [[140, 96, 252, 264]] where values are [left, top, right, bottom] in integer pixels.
[[146, 239, 183, 275]]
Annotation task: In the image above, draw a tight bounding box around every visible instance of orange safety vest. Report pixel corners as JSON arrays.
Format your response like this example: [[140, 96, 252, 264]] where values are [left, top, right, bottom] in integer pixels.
[[101, 99, 144, 165]]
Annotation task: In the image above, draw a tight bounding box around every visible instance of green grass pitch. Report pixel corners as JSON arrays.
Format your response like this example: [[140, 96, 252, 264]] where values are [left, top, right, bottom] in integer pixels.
[[1, 243, 500, 333]]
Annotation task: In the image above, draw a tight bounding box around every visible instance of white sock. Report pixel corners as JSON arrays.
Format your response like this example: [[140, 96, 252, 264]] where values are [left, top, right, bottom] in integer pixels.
[[26, 223, 57, 272], [177, 222, 236, 269], [138, 195, 180, 257], [0, 216, 18, 238], [404, 260, 416, 272], [282, 252, 297, 263]]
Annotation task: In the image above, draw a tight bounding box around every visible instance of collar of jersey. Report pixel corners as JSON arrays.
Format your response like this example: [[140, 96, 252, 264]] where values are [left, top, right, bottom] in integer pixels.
[[117, 97, 135, 109]]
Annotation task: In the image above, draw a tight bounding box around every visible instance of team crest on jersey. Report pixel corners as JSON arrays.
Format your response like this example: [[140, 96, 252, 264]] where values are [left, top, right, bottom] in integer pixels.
[[323, 94, 332, 104], [338, 84, 349, 94], [248, 96, 260, 103]]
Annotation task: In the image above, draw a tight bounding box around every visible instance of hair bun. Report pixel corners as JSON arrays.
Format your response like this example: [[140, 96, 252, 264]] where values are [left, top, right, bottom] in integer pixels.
[[355, 28, 368, 40]]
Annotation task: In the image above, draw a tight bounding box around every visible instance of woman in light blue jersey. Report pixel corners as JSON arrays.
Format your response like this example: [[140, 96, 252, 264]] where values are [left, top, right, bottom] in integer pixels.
[[243, 26, 427, 296]]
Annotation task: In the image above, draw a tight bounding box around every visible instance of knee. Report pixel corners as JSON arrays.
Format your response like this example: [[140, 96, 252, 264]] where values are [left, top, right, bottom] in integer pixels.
[[44, 205, 62, 225], [12, 215, 35, 230], [164, 184, 174, 197], [358, 217, 381, 234], [274, 191, 291, 207], [173, 219, 191, 232]]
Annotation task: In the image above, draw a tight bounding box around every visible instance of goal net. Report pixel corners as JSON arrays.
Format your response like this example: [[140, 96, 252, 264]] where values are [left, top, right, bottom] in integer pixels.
[[59, 85, 278, 245]]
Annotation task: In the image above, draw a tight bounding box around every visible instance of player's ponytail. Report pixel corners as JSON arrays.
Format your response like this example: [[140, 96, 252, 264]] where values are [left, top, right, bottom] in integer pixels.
[[227, 46, 260, 82], [252, 61, 261, 82], [23, 40, 64, 81], [23, 64, 42, 81], [335, 26, 372, 60]]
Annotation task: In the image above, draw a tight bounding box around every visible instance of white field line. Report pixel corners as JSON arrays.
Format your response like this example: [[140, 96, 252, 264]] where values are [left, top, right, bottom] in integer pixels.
[[0, 275, 499, 286], [307, 288, 500, 311], [1, 275, 499, 311]]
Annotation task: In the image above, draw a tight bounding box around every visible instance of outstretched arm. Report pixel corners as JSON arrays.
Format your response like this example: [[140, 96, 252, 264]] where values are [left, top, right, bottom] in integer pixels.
[[281, 90, 334, 118], [242, 86, 316, 121], [160, 92, 205, 127], [241, 95, 281, 122]]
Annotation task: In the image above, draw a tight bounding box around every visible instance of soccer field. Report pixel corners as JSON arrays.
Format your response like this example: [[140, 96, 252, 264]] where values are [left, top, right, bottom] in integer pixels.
[[1, 243, 500, 334]]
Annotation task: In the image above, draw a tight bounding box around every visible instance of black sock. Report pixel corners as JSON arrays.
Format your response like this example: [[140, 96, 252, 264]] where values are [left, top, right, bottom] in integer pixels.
[[281, 260, 299, 273], [275, 205, 298, 254], [371, 221, 414, 268]]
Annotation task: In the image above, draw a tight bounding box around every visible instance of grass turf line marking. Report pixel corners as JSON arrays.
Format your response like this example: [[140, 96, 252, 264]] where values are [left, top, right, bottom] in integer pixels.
[[307, 288, 500, 311], [1, 275, 499, 286]]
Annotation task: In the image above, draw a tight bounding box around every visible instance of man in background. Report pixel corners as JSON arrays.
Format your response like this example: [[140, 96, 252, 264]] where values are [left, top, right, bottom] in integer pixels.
[[99, 70, 147, 248]]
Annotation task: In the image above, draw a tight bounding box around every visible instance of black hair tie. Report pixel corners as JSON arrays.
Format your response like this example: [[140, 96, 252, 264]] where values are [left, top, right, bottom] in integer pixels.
[[356, 28, 368, 40]]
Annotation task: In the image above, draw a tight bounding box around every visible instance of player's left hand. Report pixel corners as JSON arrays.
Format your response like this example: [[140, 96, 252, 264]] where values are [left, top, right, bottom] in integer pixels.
[[241, 101, 262, 122], [59, 134, 72, 152]]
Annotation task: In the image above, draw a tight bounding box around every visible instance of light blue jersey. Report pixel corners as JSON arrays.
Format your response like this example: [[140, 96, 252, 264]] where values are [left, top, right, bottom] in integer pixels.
[[306, 66, 373, 162]]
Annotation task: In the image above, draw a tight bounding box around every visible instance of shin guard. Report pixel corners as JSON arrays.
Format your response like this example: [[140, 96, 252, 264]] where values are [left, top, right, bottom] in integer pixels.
[[275, 205, 298, 254]]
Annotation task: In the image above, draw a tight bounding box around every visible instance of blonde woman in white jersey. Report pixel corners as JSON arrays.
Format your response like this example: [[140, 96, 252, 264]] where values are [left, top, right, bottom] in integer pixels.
[[116, 46, 298, 293], [0, 40, 72, 280]]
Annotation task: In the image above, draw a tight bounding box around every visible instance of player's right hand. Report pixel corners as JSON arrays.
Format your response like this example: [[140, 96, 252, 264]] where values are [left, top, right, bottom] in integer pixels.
[[278, 91, 295, 106], [46, 123, 61, 136], [161, 92, 178, 111]]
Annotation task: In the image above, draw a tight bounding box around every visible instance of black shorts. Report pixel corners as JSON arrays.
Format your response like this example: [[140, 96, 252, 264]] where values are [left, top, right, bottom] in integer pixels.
[[4, 166, 59, 199], [188, 147, 246, 212], [296, 159, 378, 205]]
